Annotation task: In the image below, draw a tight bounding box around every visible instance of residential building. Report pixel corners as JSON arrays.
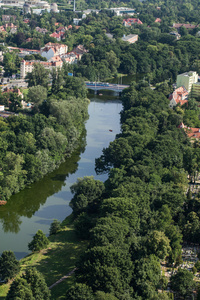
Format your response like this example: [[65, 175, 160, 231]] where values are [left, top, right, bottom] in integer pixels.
[[173, 23, 198, 29], [178, 122, 200, 140], [155, 18, 161, 23], [123, 18, 143, 26], [20, 59, 63, 78], [121, 34, 138, 43], [35, 27, 48, 34], [169, 86, 188, 108], [191, 82, 200, 98], [40, 42, 68, 60], [170, 31, 181, 40], [2, 15, 16, 22], [176, 71, 198, 93]]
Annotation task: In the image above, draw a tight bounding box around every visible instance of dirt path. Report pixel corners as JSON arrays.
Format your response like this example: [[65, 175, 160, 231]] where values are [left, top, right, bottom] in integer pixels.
[[48, 268, 77, 289]]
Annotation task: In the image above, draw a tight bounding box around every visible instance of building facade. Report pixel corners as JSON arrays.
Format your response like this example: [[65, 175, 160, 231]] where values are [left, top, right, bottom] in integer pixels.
[[176, 71, 198, 93]]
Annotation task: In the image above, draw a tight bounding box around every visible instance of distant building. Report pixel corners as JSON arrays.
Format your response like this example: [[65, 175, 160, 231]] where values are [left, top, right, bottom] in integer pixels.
[[121, 34, 138, 44], [108, 7, 136, 16], [123, 18, 143, 26], [177, 71, 198, 93], [2, 15, 16, 22], [191, 82, 200, 98], [173, 23, 198, 29], [169, 86, 188, 108], [170, 31, 181, 40], [40, 43, 68, 60], [20, 59, 63, 78], [50, 2, 58, 12], [178, 122, 200, 140], [155, 18, 161, 23]]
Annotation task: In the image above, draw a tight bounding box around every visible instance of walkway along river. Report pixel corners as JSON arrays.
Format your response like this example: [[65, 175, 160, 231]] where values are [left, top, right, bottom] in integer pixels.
[[0, 97, 122, 260]]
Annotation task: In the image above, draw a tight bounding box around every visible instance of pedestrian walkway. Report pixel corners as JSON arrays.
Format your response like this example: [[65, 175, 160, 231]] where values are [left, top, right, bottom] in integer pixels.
[[48, 268, 77, 289]]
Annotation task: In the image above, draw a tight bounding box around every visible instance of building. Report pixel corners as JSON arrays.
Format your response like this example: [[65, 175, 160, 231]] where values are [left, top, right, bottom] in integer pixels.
[[121, 34, 138, 43], [155, 18, 161, 23], [178, 122, 200, 140], [177, 71, 198, 93], [123, 18, 143, 26], [191, 82, 200, 98], [35, 27, 48, 34], [2, 15, 16, 22], [109, 7, 136, 16], [170, 31, 181, 40], [173, 23, 198, 29], [20, 59, 63, 78], [40, 43, 68, 60], [169, 86, 188, 108]]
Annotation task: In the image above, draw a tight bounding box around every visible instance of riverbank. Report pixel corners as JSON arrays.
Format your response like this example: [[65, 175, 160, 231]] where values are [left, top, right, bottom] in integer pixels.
[[0, 214, 87, 299]]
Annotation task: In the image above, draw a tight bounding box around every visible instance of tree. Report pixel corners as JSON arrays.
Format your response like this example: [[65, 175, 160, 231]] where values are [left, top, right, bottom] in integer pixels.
[[49, 219, 61, 235], [9, 92, 22, 112], [146, 230, 171, 260], [170, 268, 195, 299], [6, 278, 34, 300], [70, 176, 105, 216], [26, 63, 49, 88], [0, 251, 20, 282], [28, 229, 49, 252], [23, 267, 50, 300], [95, 291, 118, 300], [27, 85, 47, 113], [65, 283, 94, 300]]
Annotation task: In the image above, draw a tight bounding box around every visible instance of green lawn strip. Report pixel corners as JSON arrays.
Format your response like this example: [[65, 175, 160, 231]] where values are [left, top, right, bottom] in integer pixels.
[[0, 215, 87, 299]]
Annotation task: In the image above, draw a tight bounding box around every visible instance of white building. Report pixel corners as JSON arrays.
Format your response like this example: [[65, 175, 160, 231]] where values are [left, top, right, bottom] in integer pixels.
[[108, 7, 136, 16], [40, 43, 68, 60], [20, 60, 63, 78]]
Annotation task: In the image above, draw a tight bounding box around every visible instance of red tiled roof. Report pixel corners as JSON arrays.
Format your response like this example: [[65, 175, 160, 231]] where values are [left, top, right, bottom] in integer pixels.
[[169, 86, 188, 105], [123, 18, 143, 25], [155, 18, 161, 23], [173, 23, 198, 29]]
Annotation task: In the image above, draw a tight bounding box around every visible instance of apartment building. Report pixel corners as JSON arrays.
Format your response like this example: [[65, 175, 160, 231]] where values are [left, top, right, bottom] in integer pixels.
[[176, 71, 198, 93]]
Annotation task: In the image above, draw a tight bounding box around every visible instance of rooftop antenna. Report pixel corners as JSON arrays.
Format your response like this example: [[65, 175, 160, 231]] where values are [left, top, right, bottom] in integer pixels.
[[73, 0, 75, 12]]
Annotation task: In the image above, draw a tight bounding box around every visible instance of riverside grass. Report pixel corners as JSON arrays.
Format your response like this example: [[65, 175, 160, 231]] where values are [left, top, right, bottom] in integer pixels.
[[0, 214, 88, 300]]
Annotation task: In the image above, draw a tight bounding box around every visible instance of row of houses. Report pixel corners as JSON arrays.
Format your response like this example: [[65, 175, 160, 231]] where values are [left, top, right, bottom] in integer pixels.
[[19, 43, 88, 78]]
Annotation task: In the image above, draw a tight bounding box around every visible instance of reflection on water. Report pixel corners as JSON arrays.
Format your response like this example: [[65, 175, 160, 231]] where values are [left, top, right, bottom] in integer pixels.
[[0, 98, 122, 259]]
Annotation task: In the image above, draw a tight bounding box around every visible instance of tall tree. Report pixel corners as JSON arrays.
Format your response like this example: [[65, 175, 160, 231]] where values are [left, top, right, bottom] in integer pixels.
[[28, 229, 49, 252], [0, 250, 20, 282], [26, 63, 49, 88]]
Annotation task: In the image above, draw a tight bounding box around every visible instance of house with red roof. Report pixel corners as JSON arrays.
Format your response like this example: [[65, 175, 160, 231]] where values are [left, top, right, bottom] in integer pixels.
[[173, 23, 198, 29], [178, 122, 200, 140], [169, 86, 188, 108], [155, 18, 161, 23], [123, 18, 143, 27]]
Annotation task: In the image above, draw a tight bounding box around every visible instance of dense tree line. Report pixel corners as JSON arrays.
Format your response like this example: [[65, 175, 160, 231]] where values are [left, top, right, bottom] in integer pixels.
[[0, 64, 88, 200], [65, 82, 200, 299]]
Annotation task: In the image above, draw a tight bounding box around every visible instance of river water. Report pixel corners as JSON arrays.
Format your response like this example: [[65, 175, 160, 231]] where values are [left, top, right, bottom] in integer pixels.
[[0, 97, 122, 260]]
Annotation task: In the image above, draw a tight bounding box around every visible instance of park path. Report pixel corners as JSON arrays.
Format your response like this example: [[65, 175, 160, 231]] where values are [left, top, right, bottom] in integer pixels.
[[48, 268, 77, 289]]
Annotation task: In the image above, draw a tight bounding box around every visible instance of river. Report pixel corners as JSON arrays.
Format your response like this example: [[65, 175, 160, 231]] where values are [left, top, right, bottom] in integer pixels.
[[0, 96, 122, 260]]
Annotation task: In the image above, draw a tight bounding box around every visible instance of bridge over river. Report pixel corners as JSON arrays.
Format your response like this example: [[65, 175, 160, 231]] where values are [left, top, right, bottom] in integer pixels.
[[85, 82, 130, 93]]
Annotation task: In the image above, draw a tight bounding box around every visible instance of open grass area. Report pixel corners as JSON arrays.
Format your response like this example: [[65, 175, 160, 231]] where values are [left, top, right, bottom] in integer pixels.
[[0, 214, 88, 300]]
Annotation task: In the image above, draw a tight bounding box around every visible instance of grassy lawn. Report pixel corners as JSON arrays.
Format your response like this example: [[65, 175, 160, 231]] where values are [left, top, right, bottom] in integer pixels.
[[0, 214, 88, 300]]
